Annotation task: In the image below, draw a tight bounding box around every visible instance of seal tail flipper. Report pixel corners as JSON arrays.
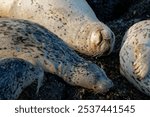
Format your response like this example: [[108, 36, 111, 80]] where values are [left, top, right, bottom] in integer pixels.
[[133, 44, 150, 80]]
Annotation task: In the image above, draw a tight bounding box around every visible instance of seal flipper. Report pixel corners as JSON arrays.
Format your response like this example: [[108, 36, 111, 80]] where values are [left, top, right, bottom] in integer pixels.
[[0, 58, 44, 99], [133, 44, 150, 80], [34, 60, 44, 95]]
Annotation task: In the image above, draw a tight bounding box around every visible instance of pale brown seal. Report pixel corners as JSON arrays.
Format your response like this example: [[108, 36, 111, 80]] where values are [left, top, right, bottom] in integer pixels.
[[0, 0, 115, 56]]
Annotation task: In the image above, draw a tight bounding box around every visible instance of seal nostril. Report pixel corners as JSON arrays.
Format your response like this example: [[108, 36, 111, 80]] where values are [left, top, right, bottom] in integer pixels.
[[93, 86, 97, 89]]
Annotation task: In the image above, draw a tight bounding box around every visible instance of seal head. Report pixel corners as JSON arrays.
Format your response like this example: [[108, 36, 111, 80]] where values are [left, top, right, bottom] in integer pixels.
[[65, 62, 113, 93], [76, 22, 115, 56]]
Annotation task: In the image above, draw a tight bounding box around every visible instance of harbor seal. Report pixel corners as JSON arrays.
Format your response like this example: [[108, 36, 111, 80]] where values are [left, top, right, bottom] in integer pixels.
[[0, 58, 44, 99], [120, 20, 150, 96], [0, 0, 115, 56], [0, 18, 113, 99]]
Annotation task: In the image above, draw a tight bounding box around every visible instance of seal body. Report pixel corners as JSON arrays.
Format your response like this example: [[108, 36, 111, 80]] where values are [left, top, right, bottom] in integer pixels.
[[120, 20, 150, 96], [0, 0, 115, 56], [0, 18, 113, 99], [0, 58, 44, 99]]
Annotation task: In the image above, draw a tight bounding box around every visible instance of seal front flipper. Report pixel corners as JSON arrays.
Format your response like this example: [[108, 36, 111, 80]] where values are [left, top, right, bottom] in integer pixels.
[[133, 44, 150, 80], [0, 58, 44, 99], [120, 20, 150, 96]]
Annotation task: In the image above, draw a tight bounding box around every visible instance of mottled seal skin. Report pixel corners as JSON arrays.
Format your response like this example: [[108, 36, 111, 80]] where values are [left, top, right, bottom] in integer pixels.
[[0, 58, 44, 99], [0, 18, 113, 99], [120, 20, 150, 96], [0, 0, 115, 56]]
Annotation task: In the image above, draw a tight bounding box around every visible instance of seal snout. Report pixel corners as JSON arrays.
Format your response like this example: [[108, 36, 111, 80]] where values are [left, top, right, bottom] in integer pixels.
[[87, 63, 114, 93], [93, 78, 114, 93], [91, 29, 102, 46], [101, 28, 115, 55], [90, 23, 115, 56]]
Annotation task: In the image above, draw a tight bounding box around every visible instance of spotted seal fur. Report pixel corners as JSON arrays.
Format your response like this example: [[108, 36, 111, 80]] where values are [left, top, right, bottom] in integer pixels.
[[120, 20, 150, 96], [0, 0, 115, 56], [0, 58, 44, 99], [0, 18, 113, 99]]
